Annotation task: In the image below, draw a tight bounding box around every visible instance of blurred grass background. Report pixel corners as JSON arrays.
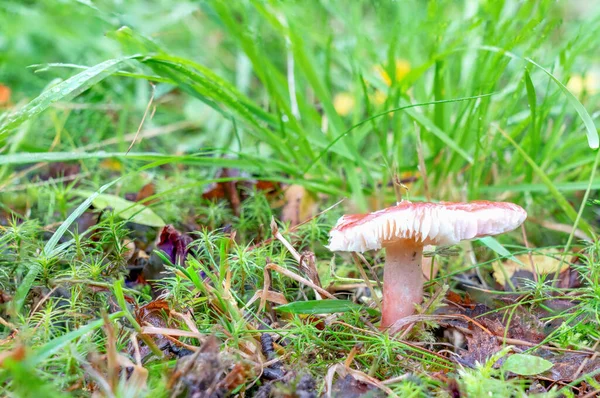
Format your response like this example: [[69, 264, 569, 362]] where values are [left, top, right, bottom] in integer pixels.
[[2, 1, 599, 223]]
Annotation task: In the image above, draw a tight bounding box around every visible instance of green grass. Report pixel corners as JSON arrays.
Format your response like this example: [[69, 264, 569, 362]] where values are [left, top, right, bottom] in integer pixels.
[[1, 0, 600, 396]]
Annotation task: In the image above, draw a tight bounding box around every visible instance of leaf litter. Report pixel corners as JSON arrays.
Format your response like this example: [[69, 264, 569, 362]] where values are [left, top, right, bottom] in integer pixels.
[[3, 164, 600, 397]]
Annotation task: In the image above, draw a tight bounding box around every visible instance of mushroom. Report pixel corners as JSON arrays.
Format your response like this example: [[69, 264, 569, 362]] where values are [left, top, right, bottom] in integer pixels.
[[328, 200, 527, 329]]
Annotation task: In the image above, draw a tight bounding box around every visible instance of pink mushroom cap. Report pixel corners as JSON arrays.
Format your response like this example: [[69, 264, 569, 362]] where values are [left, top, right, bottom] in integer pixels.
[[328, 200, 527, 253]]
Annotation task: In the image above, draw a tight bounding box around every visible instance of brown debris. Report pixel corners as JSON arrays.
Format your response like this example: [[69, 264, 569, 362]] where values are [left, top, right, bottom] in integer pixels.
[[0, 345, 26, 367], [253, 373, 317, 398], [462, 327, 499, 366], [156, 225, 193, 266], [202, 168, 280, 218], [135, 182, 157, 204], [539, 351, 600, 383], [202, 168, 244, 216], [133, 299, 175, 359], [0, 84, 11, 105], [168, 336, 252, 398], [281, 185, 318, 228], [330, 375, 384, 398], [40, 162, 81, 181]]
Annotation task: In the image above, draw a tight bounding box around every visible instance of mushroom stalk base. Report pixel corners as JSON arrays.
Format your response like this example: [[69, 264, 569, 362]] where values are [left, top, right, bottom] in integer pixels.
[[381, 241, 424, 330]]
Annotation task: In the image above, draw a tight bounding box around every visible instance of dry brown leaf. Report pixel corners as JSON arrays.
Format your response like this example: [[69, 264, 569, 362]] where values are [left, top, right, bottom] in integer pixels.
[[281, 185, 318, 227], [0, 345, 25, 367], [99, 158, 123, 172], [247, 290, 288, 308], [135, 182, 156, 203], [492, 250, 569, 287]]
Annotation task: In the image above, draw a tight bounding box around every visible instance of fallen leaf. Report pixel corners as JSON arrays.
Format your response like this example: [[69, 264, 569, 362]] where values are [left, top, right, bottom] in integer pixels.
[[255, 180, 279, 194], [136, 299, 170, 327], [502, 353, 553, 376], [218, 362, 252, 392], [79, 191, 165, 227], [156, 225, 193, 266], [133, 299, 173, 359], [0, 84, 11, 105], [463, 326, 499, 366], [203, 168, 280, 219], [281, 185, 318, 227], [135, 182, 156, 203], [493, 250, 570, 288], [543, 351, 600, 382], [446, 304, 547, 367], [330, 375, 384, 398]]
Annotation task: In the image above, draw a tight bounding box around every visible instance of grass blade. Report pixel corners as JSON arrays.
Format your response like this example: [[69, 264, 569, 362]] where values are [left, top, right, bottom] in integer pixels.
[[0, 56, 138, 137], [525, 57, 598, 149], [275, 299, 377, 315]]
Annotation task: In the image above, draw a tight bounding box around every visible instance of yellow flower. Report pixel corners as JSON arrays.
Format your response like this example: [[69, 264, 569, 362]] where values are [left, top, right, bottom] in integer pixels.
[[375, 59, 411, 86], [372, 90, 387, 105], [567, 72, 599, 96], [333, 92, 356, 116]]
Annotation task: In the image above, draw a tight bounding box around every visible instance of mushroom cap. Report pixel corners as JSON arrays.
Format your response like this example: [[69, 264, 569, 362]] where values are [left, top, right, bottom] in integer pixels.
[[328, 200, 527, 253]]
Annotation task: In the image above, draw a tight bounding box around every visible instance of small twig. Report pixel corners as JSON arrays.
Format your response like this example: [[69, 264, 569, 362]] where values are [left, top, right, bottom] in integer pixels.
[[326, 363, 397, 398], [127, 83, 155, 154], [351, 253, 382, 313], [356, 253, 383, 291], [271, 218, 322, 300], [581, 389, 600, 398], [344, 344, 361, 367], [414, 122, 430, 201], [0, 316, 17, 334], [573, 339, 600, 380], [381, 374, 411, 385], [131, 333, 143, 366], [266, 262, 335, 299], [163, 334, 200, 352], [140, 325, 203, 340]]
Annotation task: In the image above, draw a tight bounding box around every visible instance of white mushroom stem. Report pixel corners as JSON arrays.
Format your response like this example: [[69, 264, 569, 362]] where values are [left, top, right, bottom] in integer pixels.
[[381, 240, 424, 329]]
